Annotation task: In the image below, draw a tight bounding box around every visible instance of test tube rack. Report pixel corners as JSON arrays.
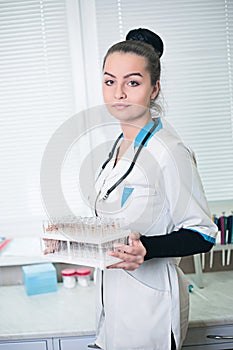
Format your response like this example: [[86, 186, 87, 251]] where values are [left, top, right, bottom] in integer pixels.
[[41, 217, 130, 270], [200, 212, 233, 270], [201, 243, 233, 269]]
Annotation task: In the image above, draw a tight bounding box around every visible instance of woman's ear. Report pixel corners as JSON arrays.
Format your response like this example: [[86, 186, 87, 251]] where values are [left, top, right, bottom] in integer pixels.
[[151, 81, 160, 100]]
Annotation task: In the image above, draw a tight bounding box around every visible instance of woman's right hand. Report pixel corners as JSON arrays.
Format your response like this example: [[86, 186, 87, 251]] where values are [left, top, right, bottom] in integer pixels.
[[107, 232, 146, 271]]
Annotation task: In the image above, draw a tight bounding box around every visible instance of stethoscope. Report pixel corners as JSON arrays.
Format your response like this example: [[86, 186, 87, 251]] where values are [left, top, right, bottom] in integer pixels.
[[94, 119, 158, 216]]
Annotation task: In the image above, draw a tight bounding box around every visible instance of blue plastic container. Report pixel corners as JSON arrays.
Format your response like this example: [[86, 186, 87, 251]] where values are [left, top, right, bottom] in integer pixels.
[[22, 263, 57, 296]]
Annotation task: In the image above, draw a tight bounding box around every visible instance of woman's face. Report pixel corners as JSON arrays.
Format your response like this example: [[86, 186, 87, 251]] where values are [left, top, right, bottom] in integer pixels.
[[102, 52, 159, 123]]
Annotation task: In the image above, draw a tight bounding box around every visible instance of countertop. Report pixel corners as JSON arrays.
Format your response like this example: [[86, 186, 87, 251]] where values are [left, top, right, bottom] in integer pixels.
[[1, 271, 233, 341], [188, 270, 233, 328], [0, 283, 96, 341], [0, 237, 48, 267]]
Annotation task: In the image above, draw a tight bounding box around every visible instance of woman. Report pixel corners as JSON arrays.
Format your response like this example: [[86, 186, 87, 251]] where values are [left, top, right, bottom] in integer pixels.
[[90, 28, 217, 350]]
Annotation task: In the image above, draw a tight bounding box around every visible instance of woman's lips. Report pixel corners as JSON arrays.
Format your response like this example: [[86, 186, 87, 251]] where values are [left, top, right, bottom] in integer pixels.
[[112, 103, 130, 110]]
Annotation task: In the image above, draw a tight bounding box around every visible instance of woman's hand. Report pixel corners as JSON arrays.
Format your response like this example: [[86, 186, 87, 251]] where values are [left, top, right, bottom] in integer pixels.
[[43, 239, 60, 254], [107, 232, 146, 271]]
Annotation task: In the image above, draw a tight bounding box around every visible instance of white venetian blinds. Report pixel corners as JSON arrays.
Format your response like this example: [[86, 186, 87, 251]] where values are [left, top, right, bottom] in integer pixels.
[[95, 0, 233, 202], [1, 0, 232, 238], [0, 0, 75, 233]]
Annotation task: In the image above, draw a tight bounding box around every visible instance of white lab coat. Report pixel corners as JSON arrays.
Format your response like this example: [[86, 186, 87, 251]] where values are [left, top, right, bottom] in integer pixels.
[[91, 118, 217, 350]]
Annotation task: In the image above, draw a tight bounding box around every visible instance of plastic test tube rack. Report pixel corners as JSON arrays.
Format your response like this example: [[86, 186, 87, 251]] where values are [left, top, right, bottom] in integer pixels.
[[41, 217, 130, 270], [200, 213, 233, 270], [203, 243, 233, 268]]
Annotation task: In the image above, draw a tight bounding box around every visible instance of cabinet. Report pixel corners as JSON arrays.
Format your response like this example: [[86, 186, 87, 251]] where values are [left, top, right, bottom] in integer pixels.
[[183, 345, 233, 349], [0, 339, 53, 350], [182, 324, 233, 349], [54, 336, 96, 350], [2, 330, 233, 350], [0, 336, 96, 350]]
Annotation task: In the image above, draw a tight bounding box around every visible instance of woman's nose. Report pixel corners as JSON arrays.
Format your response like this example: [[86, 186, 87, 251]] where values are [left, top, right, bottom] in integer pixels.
[[114, 85, 126, 99]]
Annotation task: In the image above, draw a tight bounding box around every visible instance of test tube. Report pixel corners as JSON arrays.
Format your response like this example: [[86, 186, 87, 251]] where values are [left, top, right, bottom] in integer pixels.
[[94, 217, 102, 237]]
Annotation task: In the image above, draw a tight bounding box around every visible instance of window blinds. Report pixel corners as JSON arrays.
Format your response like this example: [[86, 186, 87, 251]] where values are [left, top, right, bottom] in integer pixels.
[[95, 0, 233, 203], [1, 0, 232, 238], [0, 0, 75, 234]]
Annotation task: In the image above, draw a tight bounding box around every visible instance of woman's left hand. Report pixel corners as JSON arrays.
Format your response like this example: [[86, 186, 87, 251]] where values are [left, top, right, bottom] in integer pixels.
[[107, 232, 146, 271]]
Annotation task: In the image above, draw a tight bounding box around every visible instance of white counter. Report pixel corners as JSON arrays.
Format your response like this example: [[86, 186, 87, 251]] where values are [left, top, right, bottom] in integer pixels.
[[1, 271, 233, 341], [0, 237, 46, 267], [188, 270, 233, 328], [0, 283, 96, 341]]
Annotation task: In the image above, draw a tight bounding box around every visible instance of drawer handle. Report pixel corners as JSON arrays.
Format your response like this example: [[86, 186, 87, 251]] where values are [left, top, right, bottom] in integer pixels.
[[207, 335, 233, 340]]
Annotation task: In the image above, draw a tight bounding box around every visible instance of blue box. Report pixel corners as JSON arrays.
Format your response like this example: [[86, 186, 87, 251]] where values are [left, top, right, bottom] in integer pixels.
[[22, 263, 57, 296]]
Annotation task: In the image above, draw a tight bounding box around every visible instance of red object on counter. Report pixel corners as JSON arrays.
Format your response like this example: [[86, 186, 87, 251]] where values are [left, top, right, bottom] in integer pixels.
[[0, 238, 11, 252], [61, 268, 76, 276], [76, 267, 91, 276]]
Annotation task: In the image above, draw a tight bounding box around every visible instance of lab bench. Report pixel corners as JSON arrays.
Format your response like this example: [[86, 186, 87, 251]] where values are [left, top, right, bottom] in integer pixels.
[[1, 272, 233, 349], [0, 283, 96, 349], [183, 270, 233, 349]]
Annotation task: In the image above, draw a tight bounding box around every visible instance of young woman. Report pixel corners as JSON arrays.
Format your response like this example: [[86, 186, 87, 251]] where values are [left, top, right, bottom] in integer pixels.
[[90, 28, 217, 350]]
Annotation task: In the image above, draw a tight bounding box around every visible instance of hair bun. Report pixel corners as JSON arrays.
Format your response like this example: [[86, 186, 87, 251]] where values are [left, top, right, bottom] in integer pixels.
[[126, 28, 164, 58]]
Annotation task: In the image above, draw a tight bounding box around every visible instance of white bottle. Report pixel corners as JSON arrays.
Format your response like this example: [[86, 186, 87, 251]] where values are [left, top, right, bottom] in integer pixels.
[[76, 268, 91, 287], [61, 268, 76, 288]]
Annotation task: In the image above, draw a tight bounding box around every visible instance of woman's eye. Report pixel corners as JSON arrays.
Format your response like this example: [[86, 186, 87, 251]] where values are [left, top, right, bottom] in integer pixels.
[[105, 80, 114, 86], [128, 80, 139, 87]]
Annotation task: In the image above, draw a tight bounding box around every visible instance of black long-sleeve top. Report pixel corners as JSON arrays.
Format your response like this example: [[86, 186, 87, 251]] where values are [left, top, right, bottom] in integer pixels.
[[140, 228, 213, 260]]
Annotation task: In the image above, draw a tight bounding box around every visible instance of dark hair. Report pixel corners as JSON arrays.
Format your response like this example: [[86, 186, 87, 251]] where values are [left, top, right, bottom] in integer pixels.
[[102, 28, 164, 113], [103, 28, 163, 85], [126, 28, 163, 58]]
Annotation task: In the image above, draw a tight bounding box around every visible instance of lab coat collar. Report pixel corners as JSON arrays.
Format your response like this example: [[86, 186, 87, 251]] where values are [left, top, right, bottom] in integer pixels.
[[119, 117, 162, 148], [134, 117, 162, 148]]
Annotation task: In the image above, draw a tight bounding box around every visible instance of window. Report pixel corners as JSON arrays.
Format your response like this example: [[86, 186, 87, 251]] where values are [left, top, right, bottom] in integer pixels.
[[0, 0, 77, 235], [1, 0, 232, 239], [95, 0, 233, 209]]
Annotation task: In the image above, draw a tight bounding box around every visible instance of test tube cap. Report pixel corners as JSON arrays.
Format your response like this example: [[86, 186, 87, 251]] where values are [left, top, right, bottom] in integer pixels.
[[61, 268, 76, 276], [76, 267, 91, 276]]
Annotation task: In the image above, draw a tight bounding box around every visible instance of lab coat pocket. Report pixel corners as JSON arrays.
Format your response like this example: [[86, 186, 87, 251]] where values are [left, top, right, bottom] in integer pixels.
[[113, 271, 171, 349], [121, 186, 155, 208], [123, 186, 164, 231], [132, 186, 158, 198]]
